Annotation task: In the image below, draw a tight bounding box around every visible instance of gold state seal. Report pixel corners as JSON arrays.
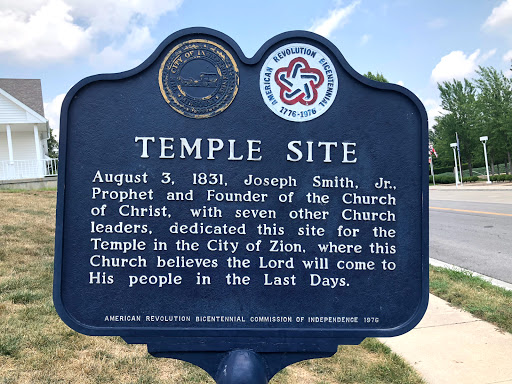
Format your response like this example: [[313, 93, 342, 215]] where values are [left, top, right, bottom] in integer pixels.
[[159, 39, 239, 119]]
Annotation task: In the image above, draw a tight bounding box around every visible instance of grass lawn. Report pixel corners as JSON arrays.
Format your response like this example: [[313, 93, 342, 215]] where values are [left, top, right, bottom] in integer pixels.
[[0, 190, 424, 384], [430, 265, 512, 334]]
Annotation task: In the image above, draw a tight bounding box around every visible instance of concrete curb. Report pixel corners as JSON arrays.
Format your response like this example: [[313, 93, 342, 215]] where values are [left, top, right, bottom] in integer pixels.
[[0, 176, 58, 190], [430, 188, 512, 191], [429, 184, 512, 191], [430, 258, 512, 291]]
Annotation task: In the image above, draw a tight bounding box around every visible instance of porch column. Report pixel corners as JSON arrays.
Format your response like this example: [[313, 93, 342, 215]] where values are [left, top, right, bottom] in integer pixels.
[[33, 124, 42, 161], [34, 124, 43, 177], [6, 124, 14, 163]]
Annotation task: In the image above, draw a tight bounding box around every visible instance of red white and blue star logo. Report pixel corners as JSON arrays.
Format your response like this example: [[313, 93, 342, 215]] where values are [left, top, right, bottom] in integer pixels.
[[260, 43, 338, 122], [275, 57, 324, 106]]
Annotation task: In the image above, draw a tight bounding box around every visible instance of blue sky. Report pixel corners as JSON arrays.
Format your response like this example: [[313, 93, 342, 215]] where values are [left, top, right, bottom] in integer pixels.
[[1, 0, 511, 136]]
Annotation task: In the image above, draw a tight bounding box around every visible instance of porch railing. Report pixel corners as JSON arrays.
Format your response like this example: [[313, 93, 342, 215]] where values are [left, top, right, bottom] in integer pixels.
[[0, 159, 58, 181]]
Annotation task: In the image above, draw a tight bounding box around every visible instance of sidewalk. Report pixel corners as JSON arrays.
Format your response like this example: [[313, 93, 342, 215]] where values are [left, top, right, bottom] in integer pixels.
[[380, 294, 512, 384], [430, 184, 512, 203], [410, 182, 512, 382], [430, 182, 512, 191]]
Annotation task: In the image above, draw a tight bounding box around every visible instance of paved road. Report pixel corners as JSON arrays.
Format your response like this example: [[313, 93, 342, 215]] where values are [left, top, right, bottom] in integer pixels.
[[429, 189, 512, 284]]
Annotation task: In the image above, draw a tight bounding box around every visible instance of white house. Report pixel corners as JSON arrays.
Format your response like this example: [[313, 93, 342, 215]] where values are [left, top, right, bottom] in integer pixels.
[[0, 79, 57, 181]]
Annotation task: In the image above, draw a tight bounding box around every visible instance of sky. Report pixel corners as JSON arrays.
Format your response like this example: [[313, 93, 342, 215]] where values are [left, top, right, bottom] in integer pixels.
[[1, 0, 511, 137]]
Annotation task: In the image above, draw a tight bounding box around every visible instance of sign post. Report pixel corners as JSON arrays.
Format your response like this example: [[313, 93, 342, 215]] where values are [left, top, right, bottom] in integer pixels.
[[480, 136, 492, 184], [451, 143, 460, 187], [54, 28, 429, 382]]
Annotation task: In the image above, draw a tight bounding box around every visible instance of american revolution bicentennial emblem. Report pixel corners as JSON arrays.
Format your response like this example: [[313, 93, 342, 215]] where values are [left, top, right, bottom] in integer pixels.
[[159, 39, 239, 118], [260, 43, 338, 122]]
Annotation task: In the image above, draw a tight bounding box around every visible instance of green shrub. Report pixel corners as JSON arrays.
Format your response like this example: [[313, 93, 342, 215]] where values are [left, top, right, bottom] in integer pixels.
[[436, 174, 456, 184], [489, 174, 512, 182], [433, 166, 454, 174]]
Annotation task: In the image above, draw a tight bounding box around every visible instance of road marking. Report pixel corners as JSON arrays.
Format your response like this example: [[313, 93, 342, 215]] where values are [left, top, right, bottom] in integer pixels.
[[429, 206, 512, 217]]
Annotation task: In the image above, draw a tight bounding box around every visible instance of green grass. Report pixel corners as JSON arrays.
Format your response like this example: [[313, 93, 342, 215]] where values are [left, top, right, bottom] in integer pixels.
[[461, 163, 509, 178], [272, 339, 424, 384], [0, 186, 58, 192], [430, 265, 512, 333], [432, 163, 509, 179], [0, 190, 425, 383]]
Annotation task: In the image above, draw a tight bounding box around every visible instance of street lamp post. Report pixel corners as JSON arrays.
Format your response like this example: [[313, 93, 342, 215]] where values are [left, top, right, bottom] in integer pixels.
[[450, 143, 460, 188], [480, 136, 492, 184]]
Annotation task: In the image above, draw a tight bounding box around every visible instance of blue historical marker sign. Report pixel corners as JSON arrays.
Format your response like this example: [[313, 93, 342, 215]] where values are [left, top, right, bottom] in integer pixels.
[[54, 28, 428, 380]]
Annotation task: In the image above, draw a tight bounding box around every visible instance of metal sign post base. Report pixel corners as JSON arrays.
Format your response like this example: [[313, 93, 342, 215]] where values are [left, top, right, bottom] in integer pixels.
[[215, 350, 268, 384], [143, 340, 351, 383]]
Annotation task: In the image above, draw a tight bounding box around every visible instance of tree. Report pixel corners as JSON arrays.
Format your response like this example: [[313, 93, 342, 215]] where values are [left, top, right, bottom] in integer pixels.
[[433, 79, 479, 175], [431, 113, 457, 168], [474, 66, 512, 174], [364, 72, 389, 83], [47, 127, 59, 158]]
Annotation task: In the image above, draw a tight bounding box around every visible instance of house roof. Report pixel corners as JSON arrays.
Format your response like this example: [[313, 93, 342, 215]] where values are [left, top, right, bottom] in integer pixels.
[[0, 88, 48, 125], [0, 79, 45, 117]]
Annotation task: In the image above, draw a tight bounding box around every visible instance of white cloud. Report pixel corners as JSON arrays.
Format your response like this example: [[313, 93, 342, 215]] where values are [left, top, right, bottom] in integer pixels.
[[360, 34, 371, 45], [0, 0, 48, 15], [310, 1, 361, 38], [44, 93, 66, 139], [396, 80, 404, 86], [423, 98, 448, 131], [122, 26, 154, 52], [0, 0, 183, 65], [90, 26, 154, 71], [504, 50, 512, 78], [69, 0, 184, 36], [483, 0, 512, 30], [0, 0, 91, 63], [423, 99, 439, 109], [43, 27, 156, 136], [481, 48, 497, 61], [430, 49, 496, 83], [427, 17, 447, 29]]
